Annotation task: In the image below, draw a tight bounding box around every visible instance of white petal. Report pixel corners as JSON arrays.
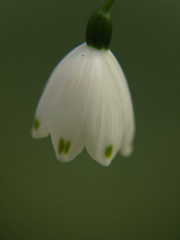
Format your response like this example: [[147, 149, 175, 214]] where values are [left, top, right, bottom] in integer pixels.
[[49, 43, 101, 162], [32, 84, 53, 138], [32, 62, 64, 139], [32, 43, 87, 139], [82, 49, 124, 166], [105, 50, 135, 156]]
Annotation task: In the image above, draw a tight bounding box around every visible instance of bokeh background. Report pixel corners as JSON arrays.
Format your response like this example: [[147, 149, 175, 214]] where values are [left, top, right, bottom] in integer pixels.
[[0, 0, 180, 239]]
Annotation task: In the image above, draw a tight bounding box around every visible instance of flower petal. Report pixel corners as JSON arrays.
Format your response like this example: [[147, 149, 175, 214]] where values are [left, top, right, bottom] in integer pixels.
[[32, 43, 88, 139], [32, 81, 54, 138], [49, 43, 102, 162], [105, 50, 135, 156], [32, 57, 67, 139], [83, 50, 125, 166]]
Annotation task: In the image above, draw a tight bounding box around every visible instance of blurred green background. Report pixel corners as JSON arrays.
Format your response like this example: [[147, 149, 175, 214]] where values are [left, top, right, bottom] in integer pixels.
[[0, 0, 180, 239]]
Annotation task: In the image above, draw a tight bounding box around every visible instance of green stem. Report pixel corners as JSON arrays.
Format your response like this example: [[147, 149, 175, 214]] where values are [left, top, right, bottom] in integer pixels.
[[101, 0, 115, 13]]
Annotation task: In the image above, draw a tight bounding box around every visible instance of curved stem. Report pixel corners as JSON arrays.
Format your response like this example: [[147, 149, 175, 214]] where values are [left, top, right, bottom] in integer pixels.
[[101, 0, 115, 13]]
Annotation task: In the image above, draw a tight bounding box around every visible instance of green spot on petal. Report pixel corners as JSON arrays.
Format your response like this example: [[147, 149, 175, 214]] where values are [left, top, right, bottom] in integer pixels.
[[33, 118, 39, 131], [58, 138, 65, 154], [64, 141, 71, 154], [105, 144, 113, 158]]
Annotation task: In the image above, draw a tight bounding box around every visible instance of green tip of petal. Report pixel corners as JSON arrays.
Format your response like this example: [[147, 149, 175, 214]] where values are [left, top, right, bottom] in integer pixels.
[[58, 138, 71, 155], [105, 144, 113, 158], [64, 141, 71, 154], [33, 118, 39, 131], [58, 138, 65, 154]]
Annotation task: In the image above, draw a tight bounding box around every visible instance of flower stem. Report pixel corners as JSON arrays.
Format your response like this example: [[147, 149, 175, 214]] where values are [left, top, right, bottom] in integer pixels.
[[101, 0, 115, 13]]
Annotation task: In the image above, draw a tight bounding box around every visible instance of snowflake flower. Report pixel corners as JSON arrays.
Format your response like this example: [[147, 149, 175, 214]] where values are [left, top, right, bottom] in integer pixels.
[[32, 0, 135, 166]]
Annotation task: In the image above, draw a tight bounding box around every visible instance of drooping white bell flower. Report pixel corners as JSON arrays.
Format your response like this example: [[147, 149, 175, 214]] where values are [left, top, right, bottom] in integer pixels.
[[32, 0, 135, 166]]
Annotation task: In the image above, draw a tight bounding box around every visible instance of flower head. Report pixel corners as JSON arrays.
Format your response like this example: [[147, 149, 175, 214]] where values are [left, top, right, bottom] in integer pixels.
[[32, 0, 135, 166]]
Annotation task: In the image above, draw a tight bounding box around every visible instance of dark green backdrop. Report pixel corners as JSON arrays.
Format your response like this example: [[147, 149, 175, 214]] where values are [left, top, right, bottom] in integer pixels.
[[0, 0, 180, 239]]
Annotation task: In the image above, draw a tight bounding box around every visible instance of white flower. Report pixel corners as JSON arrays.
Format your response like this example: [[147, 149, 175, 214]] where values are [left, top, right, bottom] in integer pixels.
[[32, 43, 135, 166]]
